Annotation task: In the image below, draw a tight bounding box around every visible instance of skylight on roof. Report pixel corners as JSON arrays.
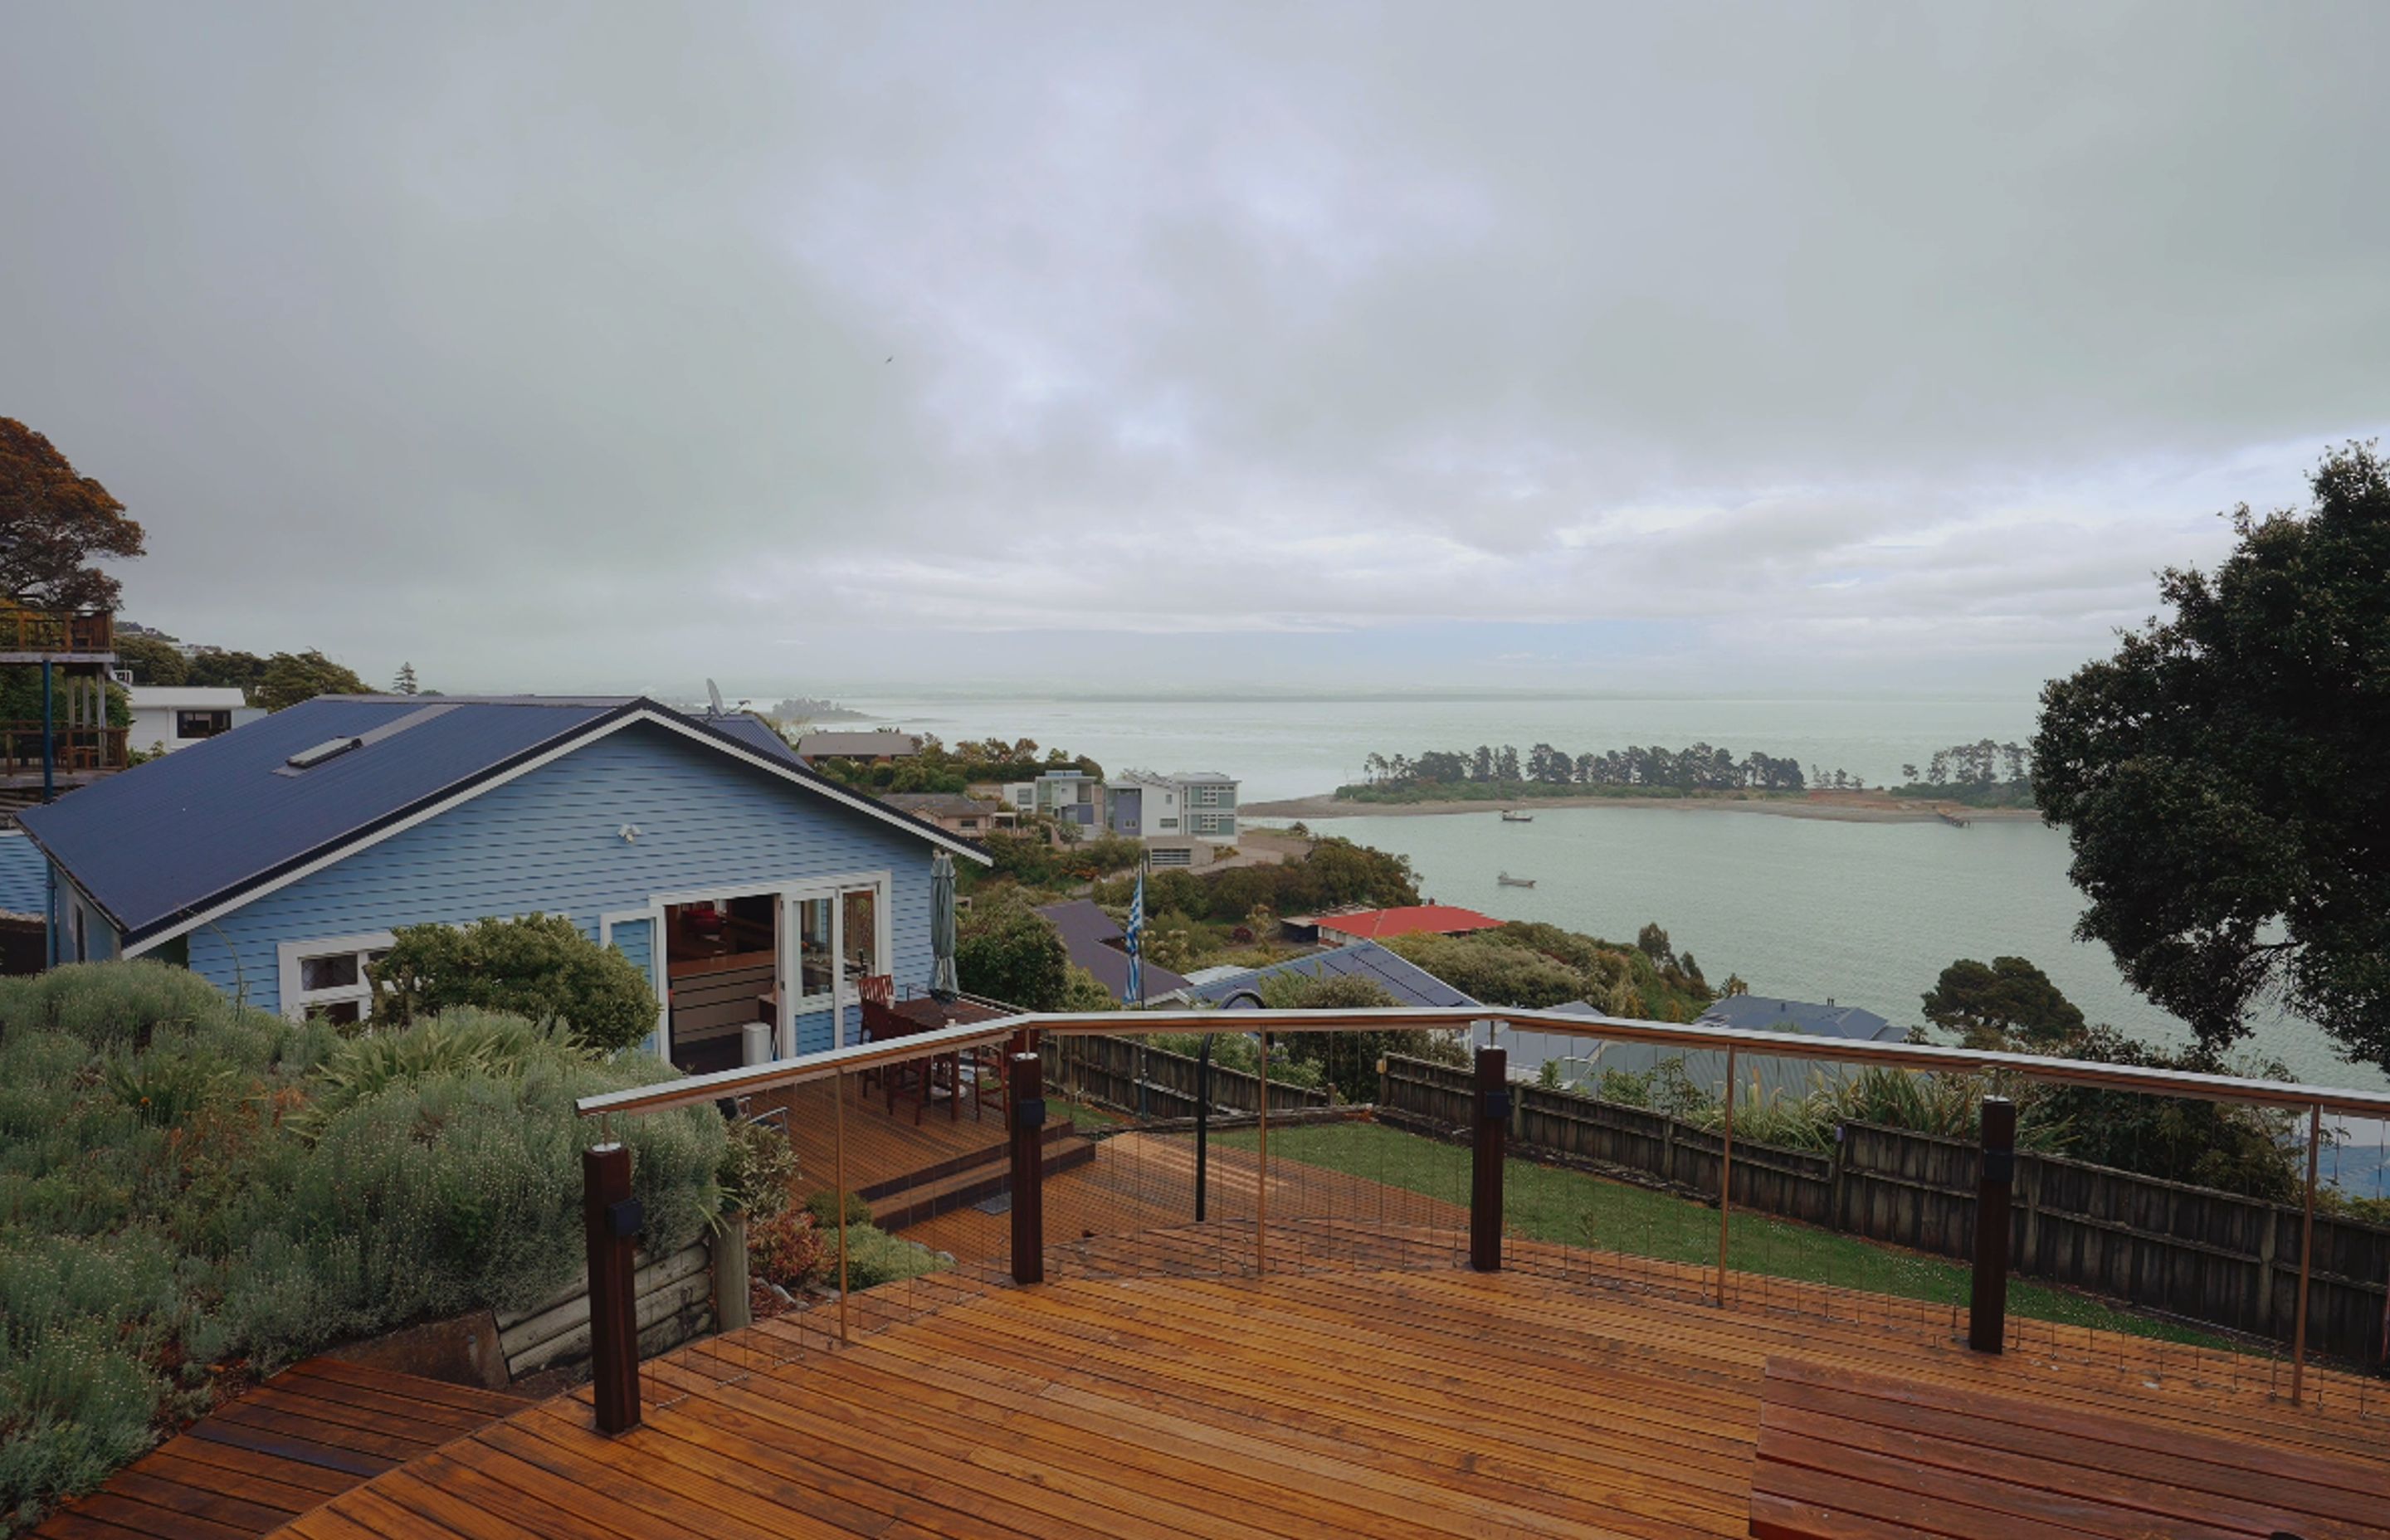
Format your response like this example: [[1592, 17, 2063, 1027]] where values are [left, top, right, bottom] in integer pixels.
[[285, 737, 363, 770]]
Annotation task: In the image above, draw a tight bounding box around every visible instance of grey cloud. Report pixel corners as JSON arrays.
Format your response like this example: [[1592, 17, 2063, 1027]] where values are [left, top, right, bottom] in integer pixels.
[[2, 1, 2383, 693]]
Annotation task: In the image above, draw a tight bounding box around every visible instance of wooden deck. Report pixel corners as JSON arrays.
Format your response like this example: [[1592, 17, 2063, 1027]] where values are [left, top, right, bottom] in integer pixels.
[[28, 1358, 525, 1540], [275, 1227, 2390, 1540]]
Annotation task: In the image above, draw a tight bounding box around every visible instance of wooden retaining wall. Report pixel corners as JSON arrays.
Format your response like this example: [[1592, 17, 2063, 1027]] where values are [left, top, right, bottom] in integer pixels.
[[1382, 1055, 2390, 1364], [494, 1235, 716, 1382], [1044, 1033, 1334, 1120]]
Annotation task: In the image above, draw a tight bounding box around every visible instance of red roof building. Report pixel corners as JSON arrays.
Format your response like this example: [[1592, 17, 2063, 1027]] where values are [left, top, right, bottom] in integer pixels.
[[1312, 904, 1504, 943]]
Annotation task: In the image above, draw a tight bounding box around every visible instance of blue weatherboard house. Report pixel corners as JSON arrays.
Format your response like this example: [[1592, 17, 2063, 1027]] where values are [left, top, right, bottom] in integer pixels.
[[15, 696, 988, 1070]]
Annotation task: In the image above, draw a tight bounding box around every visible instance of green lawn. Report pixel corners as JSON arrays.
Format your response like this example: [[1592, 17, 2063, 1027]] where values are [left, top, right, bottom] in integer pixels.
[[1224, 1120, 2242, 1351]]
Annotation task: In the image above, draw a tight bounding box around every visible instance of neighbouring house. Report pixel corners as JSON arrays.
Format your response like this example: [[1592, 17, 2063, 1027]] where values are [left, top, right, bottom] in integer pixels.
[[793, 729, 922, 766], [0, 830, 47, 974], [125, 685, 265, 755], [1169, 939, 1480, 1010], [1000, 768, 1101, 829], [1506, 992, 1901, 1098], [1290, 903, 1504, 947], [878, 791, 1014, 840], [1032, 898, 1193, 1003], [1695, 992, 1899, 1042], [1098, 768, 1240, 866], [0, 607, 127, 792], [14, 695, 988, 1074]]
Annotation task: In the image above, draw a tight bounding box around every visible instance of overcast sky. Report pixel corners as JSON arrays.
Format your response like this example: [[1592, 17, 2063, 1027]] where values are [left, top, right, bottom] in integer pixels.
[[3, 2, 2383, 701]]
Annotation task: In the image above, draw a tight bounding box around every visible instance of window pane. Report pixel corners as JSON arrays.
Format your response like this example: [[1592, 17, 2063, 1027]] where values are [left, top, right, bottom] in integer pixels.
[[797, 898, 834, 997], [842, 889, 878, 981], [300, 953, 359, 992], [306, 999, 362, 1026]]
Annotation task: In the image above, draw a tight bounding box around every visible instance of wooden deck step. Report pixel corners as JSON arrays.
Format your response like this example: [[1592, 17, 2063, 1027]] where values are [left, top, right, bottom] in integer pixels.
[[27, 1358, 529, 1540], [872, 1130, 1097, 1232], [854, 1116, 1078, 1203]]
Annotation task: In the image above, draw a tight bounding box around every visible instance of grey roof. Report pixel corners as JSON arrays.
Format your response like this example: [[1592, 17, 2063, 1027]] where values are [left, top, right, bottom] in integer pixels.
[[18, 695, 985, 946], [1032, 899, 1193, 1003], [1183, 940, 1479, 1011], [1695, 993, 1900, 1041], [794, 731, 920, 758]]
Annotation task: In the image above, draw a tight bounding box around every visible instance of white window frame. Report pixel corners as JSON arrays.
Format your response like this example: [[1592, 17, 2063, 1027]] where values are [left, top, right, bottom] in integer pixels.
[[647, 869, 892, 1059], [599, 909, 670, 1052], [277, 930, 397, 1023]]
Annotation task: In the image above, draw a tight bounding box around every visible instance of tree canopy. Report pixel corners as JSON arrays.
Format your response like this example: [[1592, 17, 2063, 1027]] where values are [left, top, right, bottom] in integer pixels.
[[113, 633, 188, 685], [1920, 956, 2086, 1050], [256, 650, 370, 710], [0, 420, 145, 611], [2034, 442, 2390, 1069], [954, 894, 1074, 1011], [368, 913, 660, 1053]]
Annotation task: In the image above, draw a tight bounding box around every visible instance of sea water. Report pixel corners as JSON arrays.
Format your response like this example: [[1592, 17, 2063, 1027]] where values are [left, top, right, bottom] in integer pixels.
[[848, 691, 2386, 1102]]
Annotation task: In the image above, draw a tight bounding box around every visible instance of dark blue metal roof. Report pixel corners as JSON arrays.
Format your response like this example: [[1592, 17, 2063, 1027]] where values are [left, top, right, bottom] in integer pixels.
[[18, 696, 625, 940], [1185, 940, 1480, 1011], [704, 714, 804, 766]]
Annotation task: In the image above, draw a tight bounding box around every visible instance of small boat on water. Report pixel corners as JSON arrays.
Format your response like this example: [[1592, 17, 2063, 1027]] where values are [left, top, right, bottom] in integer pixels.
[[1500, 808, 1534, 822], [1497, 871, 1537, 888]]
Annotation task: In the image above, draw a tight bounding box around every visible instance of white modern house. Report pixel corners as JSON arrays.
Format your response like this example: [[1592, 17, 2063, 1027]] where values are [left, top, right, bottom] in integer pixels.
[[991, 768, 1240, 865], [125, 687, 263, 755], [1103, 769, 1240, 866]]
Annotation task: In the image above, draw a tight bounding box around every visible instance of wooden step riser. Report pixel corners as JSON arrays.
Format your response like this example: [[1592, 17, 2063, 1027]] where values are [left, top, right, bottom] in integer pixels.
[[874, 1140, 1099, 1233], [854, 1118, 1077, 1202]]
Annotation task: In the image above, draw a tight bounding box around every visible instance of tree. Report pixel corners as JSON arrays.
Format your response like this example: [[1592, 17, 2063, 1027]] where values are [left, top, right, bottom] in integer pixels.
[[1920, 957, 2087, 1050], [185, 648, 271, 697], [955, 896, 1072, 1011], [0, 419, 146, 610], [1636, 922, 1673, 964], [256, 650, 370, 710], [368, 913, 660, 1052], [2035, 442, 2390, 1068], [393, 661, 419, 695], [114, 633, 188, 686]]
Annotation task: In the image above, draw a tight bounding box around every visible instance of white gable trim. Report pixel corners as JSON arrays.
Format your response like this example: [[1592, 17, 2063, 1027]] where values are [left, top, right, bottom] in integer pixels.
[[120, 705, 988, 960]]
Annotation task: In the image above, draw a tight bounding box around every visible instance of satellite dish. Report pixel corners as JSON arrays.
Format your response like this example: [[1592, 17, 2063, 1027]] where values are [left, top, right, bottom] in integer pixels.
[[705, 678, 725, 717]]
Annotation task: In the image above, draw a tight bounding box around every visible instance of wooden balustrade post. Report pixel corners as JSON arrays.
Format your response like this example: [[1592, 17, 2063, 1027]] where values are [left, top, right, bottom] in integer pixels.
[[1471, 1042, 1508, 1272], [1968, 1097, 2017, 1353], [1009, 1051, 1046, 1285], [582, 1142, 641, 1434]]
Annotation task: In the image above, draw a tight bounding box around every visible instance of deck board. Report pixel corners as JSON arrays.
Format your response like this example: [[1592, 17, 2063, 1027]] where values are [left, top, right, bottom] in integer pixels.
[[279, 1221, 2390, 1540], [26, 1361, 526, 1540]]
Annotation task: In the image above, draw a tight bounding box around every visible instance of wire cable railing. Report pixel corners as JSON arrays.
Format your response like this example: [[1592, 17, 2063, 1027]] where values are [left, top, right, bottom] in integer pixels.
[[573, 1005, 2390, 1435]]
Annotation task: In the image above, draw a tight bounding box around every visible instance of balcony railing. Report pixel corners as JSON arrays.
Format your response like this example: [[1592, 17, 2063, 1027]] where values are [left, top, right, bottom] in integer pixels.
[[0, 608, 115, 655], [575, 1004, 2390, 1435], [0, 722, 129, 773]]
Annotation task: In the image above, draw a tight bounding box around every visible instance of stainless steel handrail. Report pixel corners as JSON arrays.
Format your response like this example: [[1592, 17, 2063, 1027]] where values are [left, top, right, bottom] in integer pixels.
[[575, 1005, 2390, 1121]]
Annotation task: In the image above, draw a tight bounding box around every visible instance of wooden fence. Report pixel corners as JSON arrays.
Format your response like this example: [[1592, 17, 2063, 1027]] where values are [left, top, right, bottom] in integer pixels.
[[1044, 1033, 1334, 1120], [1382, 1055, 2390, 1364]]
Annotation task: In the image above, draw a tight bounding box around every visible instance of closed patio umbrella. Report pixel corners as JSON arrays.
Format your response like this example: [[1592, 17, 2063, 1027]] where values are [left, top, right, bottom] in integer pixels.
[[930, 851, 959, 997]]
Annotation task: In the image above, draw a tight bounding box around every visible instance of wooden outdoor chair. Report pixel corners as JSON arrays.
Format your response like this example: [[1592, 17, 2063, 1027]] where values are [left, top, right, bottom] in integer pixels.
[[855, 974, 895, 1098]]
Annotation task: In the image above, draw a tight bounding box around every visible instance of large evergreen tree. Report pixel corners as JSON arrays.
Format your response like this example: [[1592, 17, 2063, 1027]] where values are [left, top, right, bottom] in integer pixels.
[[0, 420, 145, 610], [2035, 443, 2390, 1069]]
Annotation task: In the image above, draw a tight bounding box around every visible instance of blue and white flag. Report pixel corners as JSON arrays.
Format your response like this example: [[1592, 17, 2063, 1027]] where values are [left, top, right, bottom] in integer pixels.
[[1124, 865, 1145, 1006]]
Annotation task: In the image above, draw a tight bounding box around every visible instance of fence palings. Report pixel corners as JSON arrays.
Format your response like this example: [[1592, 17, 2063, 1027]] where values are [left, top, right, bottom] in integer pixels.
[[1381, 1055, 2390, 1362]]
